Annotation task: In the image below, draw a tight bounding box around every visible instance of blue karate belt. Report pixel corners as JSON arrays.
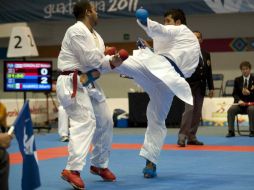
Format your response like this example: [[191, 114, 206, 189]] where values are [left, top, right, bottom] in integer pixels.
[[162, 56, 185, 78], [82, 69, 100, 87]]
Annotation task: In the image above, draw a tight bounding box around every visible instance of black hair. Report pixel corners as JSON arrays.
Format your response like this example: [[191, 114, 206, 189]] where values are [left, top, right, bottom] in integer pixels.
[[164, 9, 187, 25], [193, 30, 203, 39], [240, 61, 251, 70], [73, 0, 91, 21]]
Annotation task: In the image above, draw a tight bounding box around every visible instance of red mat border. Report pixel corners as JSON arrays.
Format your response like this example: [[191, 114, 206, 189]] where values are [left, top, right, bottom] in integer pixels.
[[10, 144, 254, 165]]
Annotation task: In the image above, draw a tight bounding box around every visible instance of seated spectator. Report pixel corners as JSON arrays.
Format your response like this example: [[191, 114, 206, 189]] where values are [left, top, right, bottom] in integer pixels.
[[0, 102, 7, 133], [226, 61, 254, 137], [0, 131, 13, 190]]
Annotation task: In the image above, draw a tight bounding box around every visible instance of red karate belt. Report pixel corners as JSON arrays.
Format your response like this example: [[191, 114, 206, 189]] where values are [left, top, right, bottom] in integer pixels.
[[60, 70, 82, 98]]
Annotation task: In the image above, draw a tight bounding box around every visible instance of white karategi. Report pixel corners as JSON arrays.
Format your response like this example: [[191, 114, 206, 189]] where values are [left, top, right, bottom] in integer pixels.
[[57, 21, 113, 171], [115, 19, 200, 164], [58, 105, 69, 137]]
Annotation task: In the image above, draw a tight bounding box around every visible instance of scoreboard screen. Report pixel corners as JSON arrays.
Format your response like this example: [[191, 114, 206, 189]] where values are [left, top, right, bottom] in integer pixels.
[[3, 61, 52, 92]]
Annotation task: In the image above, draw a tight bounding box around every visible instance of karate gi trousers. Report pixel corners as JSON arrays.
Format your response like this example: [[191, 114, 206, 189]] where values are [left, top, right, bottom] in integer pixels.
[[116, 48, 193, 164], [57, 74, 113, 170]]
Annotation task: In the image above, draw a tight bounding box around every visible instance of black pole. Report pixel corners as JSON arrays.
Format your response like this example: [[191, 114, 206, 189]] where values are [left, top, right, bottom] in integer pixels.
[[24, 91, 27, 104], [22, 57, 27, 104]]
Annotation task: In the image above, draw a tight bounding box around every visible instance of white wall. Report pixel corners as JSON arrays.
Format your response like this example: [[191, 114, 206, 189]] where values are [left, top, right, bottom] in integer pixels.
[[0, 12, 254, 46], [211, 51, 254, 85], [28, 12, 254, 44]]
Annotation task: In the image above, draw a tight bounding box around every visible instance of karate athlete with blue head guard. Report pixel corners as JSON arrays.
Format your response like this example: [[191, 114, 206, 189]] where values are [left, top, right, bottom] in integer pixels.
[[112, 8, 201, 178]]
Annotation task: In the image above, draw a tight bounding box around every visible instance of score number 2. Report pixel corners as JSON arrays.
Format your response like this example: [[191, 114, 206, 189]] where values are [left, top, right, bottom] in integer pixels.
[[40, 68, 49, 84], [14, 34, 34, 49]]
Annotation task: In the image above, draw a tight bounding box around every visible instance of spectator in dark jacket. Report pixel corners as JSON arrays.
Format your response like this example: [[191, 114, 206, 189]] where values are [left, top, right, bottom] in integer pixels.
[[0, 132, 12, 190], [226, 61, 254, 137], [177, 31, 214, 147]]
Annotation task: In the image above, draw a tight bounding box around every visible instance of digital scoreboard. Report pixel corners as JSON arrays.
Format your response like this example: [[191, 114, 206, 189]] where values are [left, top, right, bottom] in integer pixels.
[[3, 61, 52, 92]]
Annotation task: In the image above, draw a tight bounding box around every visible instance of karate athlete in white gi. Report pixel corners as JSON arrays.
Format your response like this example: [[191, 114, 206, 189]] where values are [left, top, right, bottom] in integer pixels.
[[56, 1, 121, 189], [112, 8, 201, 178], [58, 105, 69, 142]]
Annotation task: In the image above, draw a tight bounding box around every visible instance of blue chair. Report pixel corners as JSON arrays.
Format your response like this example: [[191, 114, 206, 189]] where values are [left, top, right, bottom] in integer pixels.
[[212, 74, 224, 96], [223, 80, 234, 96]]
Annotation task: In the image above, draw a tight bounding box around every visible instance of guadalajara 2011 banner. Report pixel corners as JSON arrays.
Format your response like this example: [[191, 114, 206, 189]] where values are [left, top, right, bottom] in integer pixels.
[[0, 0, 254, 23]]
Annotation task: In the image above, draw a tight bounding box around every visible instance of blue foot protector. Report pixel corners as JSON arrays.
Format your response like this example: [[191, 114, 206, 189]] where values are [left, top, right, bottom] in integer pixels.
[[143, 160, 157, 178], [135, 8, 149, 26], [82, 69, 100, 86]]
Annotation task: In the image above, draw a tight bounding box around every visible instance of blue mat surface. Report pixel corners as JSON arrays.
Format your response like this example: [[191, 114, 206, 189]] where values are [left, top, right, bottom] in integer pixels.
[[8, 133, 254, 190]]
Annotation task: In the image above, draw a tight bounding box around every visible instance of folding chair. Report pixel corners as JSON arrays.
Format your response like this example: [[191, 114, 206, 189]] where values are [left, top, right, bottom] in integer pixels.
[[235, 114, 249, 136], [223, 80, 234, 96], [212, 74, 224, 96]]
